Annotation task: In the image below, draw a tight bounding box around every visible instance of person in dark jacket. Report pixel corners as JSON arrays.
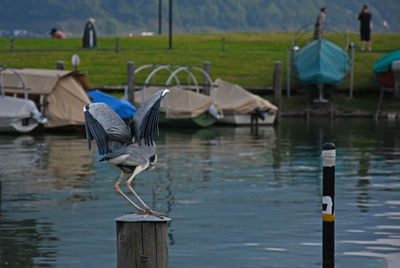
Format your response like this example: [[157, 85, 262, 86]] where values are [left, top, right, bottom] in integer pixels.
[[358, 4, 372, 51]]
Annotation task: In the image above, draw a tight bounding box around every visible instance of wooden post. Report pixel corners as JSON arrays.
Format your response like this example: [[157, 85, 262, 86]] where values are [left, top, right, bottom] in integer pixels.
[[250, 113, 259, 134], [10, 39, 14, 53], [127, 61, 135, 105], [158, 0, 162, 35], [349, 43, 355, 99], [202, 61, 211, 95], [321, 143, 336, 268], [286, 49, 291, 97], [115, 38, 120, 53], [168, 0, 172, 50], [222, 37, 225, 52], [56, 61, 65, 70], [116, 214, 171, 268], [273, 61, 282, 124]]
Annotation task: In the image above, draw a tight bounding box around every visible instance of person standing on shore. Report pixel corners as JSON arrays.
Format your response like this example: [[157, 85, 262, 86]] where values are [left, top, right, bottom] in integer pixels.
[[358, 4, 372, 51], [313, 7, 327, 40]]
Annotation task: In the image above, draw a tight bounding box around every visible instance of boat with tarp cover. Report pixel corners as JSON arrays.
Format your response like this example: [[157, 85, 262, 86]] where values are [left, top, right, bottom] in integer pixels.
[[0, 66, 47, 133], [374, 49, 400, 90], [134, 86, 222, 128], [211, 79, 277, 125], [293, 39, 350, 101], [291, 23, 351, 102]]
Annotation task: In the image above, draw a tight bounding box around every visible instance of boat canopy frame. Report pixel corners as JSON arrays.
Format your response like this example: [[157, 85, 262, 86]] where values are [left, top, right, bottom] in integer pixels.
[[133, 64, 214, 113], [0, 65, 29, 99]]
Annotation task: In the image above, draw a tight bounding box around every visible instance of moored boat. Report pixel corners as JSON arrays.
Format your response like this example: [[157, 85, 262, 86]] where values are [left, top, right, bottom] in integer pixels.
[[134, 86, 222, 128], [211, 79, 277, 125], [374, 49, 400, 89], [293, 39, 350, 102], [0, 67, 47, 133], [2, 68, 91, 130], [0, 96, 46, 133]]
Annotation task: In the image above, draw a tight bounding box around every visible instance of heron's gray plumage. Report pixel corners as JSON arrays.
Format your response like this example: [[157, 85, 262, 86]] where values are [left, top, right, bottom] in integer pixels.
[[83, 89, 168, 216], [130, 90, 166, 146], [84, 103, 131, 154], [104, 143, 157, 173]]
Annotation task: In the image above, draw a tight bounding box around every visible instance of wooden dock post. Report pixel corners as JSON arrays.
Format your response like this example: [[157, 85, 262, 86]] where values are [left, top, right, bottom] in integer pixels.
[[286, 49, 291, 97], [127, 61, 135, 105], [56, 61, 65, 70], [10, 39, 14, 53], [202, 61, 211, 95], [349, 43, 355, 99], [115, 38, 120, 53], [321, 143, 336, 268], [273, 61, 282, 124], [168, 0, 173, 50], [116, 214, 171, 268]]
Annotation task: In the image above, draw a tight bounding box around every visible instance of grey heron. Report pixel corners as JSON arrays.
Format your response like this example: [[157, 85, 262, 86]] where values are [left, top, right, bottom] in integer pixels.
[[84, 89, 169, 217]]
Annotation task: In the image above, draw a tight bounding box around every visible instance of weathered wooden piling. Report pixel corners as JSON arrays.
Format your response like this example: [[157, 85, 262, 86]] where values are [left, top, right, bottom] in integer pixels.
[[127, 61, 135, 105], [116, 214, 171, 268], [202, 61, 211, 95], [250, 112, 259, 130], [10, 39, 14, 53], [56, 61, 65, 70], [168, 0, 173, 50], [349, 43, 355, 99], [115, 38, 120, 53], [273, 61, 282, 124], [321, 143, 336, 268], [158, 0, 162, 35], [286, 49, 291, 97]]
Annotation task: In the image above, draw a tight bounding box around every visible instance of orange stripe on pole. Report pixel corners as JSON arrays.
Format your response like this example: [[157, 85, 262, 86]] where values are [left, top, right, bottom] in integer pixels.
[[322, 214, 335, 222]]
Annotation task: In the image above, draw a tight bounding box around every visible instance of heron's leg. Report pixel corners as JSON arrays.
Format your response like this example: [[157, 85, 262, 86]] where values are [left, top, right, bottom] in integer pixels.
[[126, 167, 167, 218], [114, 172, 145, 212], [125, 166, 151, 210]]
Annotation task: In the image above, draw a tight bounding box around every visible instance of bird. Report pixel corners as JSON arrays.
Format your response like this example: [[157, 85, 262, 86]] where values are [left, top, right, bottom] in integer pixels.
[[83, 89, 169, 218]]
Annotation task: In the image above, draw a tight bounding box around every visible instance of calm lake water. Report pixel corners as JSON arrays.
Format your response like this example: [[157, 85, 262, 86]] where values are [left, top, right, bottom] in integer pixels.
[[0, 118, 399, 268]]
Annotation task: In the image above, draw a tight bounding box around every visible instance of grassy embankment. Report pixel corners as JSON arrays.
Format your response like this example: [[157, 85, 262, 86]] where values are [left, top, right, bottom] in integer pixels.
[[0, 32, 399, 115]]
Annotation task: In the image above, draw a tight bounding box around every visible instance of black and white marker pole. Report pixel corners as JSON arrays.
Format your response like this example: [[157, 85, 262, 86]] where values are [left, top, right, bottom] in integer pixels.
[[321, 143, 335, 268]]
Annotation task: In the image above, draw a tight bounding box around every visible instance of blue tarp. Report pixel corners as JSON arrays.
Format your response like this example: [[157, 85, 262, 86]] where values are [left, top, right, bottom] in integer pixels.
[[87, 90, 136, 119], [294, 40, 350, 85]]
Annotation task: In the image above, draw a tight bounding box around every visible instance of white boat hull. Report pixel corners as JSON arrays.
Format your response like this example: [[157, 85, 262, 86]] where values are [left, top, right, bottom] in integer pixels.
[[0, 96, 42, 133], [0, 118, 39, 133], [217, 113, 276, 125]]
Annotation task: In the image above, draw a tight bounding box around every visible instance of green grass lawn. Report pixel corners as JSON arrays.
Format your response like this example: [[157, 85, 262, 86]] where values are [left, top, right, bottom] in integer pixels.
[[0, 32, 399, 91]]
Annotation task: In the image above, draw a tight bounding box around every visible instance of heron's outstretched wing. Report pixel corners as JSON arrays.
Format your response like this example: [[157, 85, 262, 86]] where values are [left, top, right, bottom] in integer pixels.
[[131, 89, 169, 146], [84, 102, 131, 155]]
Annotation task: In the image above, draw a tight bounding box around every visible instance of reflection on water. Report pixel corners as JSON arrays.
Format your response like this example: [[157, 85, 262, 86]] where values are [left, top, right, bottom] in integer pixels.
[[0, 119, 399, 267], [0, 135, 95, 267]]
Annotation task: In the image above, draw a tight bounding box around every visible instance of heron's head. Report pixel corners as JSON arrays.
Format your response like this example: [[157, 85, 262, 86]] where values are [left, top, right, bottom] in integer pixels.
[[148, 154, 158, 170], [162, 89, 170, 97]]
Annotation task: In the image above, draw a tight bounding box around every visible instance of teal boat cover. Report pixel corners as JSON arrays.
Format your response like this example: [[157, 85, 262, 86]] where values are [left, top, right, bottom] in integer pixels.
[[373, 49, 400, 75], [294, 40, 350, 85]]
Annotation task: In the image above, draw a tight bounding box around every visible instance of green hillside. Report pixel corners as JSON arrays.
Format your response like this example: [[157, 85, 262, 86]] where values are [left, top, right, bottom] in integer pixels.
[[1, 0, 399, 37]]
